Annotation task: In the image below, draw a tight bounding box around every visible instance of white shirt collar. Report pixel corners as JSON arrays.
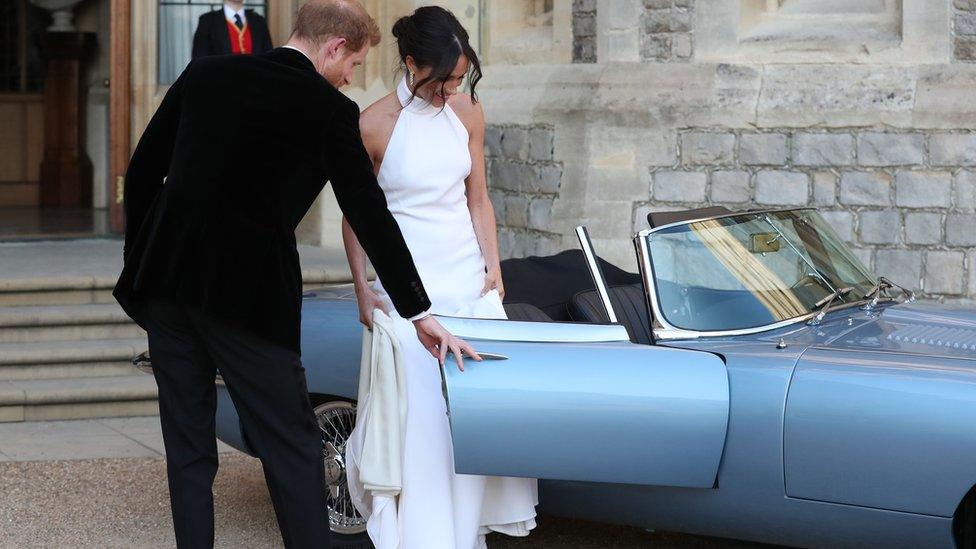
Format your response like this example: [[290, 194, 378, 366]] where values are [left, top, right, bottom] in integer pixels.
[[223, 4, 246, 23], [282, 45, 315, 65]]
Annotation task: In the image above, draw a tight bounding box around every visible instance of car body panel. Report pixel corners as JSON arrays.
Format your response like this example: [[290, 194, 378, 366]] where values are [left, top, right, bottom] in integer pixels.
[[785, 346, 976, 517], [438, 321, 730, 487]]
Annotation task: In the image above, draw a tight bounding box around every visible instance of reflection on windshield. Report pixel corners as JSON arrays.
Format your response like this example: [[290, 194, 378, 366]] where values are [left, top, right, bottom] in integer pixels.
[[692, 218, 809, 322], [648, 210, 876, 332]]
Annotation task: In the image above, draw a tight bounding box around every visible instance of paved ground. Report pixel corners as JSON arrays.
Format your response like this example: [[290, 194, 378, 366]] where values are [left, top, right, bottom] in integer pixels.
[[0, 417, 772, 548]]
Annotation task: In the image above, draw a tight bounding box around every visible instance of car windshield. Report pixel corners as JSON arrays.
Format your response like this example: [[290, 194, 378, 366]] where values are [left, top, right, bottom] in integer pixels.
[[645, 209, 877, 332]]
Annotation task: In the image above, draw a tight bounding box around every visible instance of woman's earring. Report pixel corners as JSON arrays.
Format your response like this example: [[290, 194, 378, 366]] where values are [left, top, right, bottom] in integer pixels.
[[408, 71, 414, 87]]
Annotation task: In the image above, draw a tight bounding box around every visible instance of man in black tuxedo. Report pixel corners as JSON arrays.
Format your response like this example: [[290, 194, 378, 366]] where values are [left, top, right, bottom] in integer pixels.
[[192, 1, 273, 58], [114, 1, 477, 547]]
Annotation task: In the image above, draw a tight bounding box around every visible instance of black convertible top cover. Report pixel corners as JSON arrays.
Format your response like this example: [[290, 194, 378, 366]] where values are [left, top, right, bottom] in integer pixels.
[[500, 249, 641, 321]]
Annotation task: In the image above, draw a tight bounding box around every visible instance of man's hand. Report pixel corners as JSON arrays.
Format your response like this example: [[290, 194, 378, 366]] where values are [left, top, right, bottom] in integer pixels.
[[413, 316, 481, 371]]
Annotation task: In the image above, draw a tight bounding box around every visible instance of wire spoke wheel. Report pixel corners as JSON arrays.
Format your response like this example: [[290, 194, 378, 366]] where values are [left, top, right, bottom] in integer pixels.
[[314, 400, 366, 536]]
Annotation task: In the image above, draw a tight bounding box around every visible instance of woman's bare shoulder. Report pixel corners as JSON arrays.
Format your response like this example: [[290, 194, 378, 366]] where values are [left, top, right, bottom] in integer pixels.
[[447, 93, 484, 133], [359, 93, 400, 150]]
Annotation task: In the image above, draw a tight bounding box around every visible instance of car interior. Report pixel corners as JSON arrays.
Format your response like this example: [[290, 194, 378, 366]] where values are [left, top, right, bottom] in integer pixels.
[[498, 206, 734, 346]]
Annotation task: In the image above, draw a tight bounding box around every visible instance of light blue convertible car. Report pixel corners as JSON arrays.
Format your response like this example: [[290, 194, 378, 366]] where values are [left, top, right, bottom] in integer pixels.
[[141, 207, 976, 548]]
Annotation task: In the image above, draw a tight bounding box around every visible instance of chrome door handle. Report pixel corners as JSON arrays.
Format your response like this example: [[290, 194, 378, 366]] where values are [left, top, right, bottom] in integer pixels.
[[448, 350, 508, 360], [475, 351, 508, 360]]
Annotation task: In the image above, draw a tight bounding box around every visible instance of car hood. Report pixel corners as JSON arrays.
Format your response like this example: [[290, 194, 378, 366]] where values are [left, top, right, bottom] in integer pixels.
[[820, 302, 976, 362]]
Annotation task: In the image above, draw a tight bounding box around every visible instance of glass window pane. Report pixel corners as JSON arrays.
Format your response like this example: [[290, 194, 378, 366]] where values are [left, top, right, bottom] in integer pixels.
[[158, 1, 267, 86]]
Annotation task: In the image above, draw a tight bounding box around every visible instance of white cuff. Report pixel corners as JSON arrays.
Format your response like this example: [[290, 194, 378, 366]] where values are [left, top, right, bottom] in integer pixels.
[[406, 309, 431, 322]]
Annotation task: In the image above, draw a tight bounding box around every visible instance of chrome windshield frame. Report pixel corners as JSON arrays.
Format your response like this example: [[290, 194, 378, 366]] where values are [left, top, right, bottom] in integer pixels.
[[633, 208, 870, 340]]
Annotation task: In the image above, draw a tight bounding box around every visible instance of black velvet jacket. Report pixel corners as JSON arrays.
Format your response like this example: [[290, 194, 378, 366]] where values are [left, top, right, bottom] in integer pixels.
[[114, 48, 431, 353], [192, 9, 273, 59]]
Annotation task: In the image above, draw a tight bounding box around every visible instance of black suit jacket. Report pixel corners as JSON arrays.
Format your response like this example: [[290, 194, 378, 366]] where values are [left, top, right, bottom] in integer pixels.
[[114, 48, 431, 353], [192, 9, 273, 58]]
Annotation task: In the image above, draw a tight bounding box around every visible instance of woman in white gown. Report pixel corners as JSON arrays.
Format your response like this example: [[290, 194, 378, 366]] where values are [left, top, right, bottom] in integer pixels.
[[342, 6, 538, 549]]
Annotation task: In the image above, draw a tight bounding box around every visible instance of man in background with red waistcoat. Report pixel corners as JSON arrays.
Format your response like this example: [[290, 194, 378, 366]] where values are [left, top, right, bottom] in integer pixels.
[[192, 1, 273, 59]]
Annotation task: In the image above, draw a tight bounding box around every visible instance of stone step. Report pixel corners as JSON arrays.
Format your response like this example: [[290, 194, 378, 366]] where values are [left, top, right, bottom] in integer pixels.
[[0, 303, 145, 343], [0, 375, 158, 423], [0, 275, 119, 307], [0, 338, 148, 381]]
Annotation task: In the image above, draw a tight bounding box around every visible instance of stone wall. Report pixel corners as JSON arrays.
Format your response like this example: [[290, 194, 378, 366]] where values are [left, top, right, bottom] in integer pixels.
[[639, 0, 694, 62], [638, 129, 976, 299], [478, 58, 976, 304], [485, 124, 564, 258], [572, 0, 597, 63], [957, 0, 976, 61]]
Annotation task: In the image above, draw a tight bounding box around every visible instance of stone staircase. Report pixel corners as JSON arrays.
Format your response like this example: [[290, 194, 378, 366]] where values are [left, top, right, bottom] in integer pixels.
[[0, 278, 156, 423], [0, 238, 356, 423]]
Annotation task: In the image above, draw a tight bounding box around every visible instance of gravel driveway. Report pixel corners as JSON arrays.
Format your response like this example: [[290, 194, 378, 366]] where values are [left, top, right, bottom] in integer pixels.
[[0, 453, 771, 548]]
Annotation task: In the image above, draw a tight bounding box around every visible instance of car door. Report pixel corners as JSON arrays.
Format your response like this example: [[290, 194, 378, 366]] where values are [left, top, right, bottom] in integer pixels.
[[437, 316, 730, 488]]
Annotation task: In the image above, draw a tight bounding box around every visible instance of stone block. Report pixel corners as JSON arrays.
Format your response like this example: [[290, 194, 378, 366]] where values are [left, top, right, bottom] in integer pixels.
[[947, 214, 976, 246], [895, 171, 953, 208], [929, 134, 976, 166], [489, 161, 521, 192], [812, 171, 837, 206], [875, 250, 922, 290], [504, 195, 529, 228], [574, 14, 597, 37], [956, 170, 976, 212], [956, 38, 976, 61], [670, 10, 692, 32], [485, 126, 503, 157], [857, 133, 924, 166], [905, 213, 943, 245], [528, 198, 554, 231], [755, 170, 808, 205], [653, 170, 707, 202], [757, 65, 915, 128], [576, 0, 598, 12], [820, 210, 854, 242], [710, 170, 750, 203], [501, 127, 528, 159], [682, 132, 735, 165], [489, 191, 506, 224], [793, 133, 855, 166], [851, 247, 874, 270], [739, 133, 788, 166], [858, 210, 901, 245], [642, 9, 670, 33], [673, 34, 693, 60], [970, 253, 976, 297], [925, 250, 966, 295], [642, 34, 671, 60], [643, 0, 671, 10], [839, 171, 892, 206], [645, 131, 678, 167], [532, 165, 562, 195], [956, 12, 976, 35], [528, 127, 554, 161]]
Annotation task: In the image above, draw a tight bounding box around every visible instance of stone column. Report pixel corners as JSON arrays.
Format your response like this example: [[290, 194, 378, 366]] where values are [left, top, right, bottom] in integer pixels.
[[38, 32, 95, 209]]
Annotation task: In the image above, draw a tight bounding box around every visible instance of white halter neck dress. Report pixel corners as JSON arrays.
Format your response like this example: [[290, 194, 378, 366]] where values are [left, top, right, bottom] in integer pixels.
[[345, 78, 538, 549]]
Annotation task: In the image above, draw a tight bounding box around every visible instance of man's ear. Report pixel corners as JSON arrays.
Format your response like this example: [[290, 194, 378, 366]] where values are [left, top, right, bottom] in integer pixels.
[[326, 37, 348, 59]]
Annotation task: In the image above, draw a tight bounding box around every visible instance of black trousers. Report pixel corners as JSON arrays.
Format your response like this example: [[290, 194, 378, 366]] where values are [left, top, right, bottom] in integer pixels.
[[143, 298, 330, 549]]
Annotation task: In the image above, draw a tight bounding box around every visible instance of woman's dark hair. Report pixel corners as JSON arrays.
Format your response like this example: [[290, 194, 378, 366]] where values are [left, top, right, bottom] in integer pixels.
[[392, 6, 482, 104]]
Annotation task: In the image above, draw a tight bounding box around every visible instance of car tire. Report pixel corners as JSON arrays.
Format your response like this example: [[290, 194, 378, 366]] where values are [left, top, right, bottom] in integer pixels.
[[954, 486, 976, 549], [312, 398, 372, 548]]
